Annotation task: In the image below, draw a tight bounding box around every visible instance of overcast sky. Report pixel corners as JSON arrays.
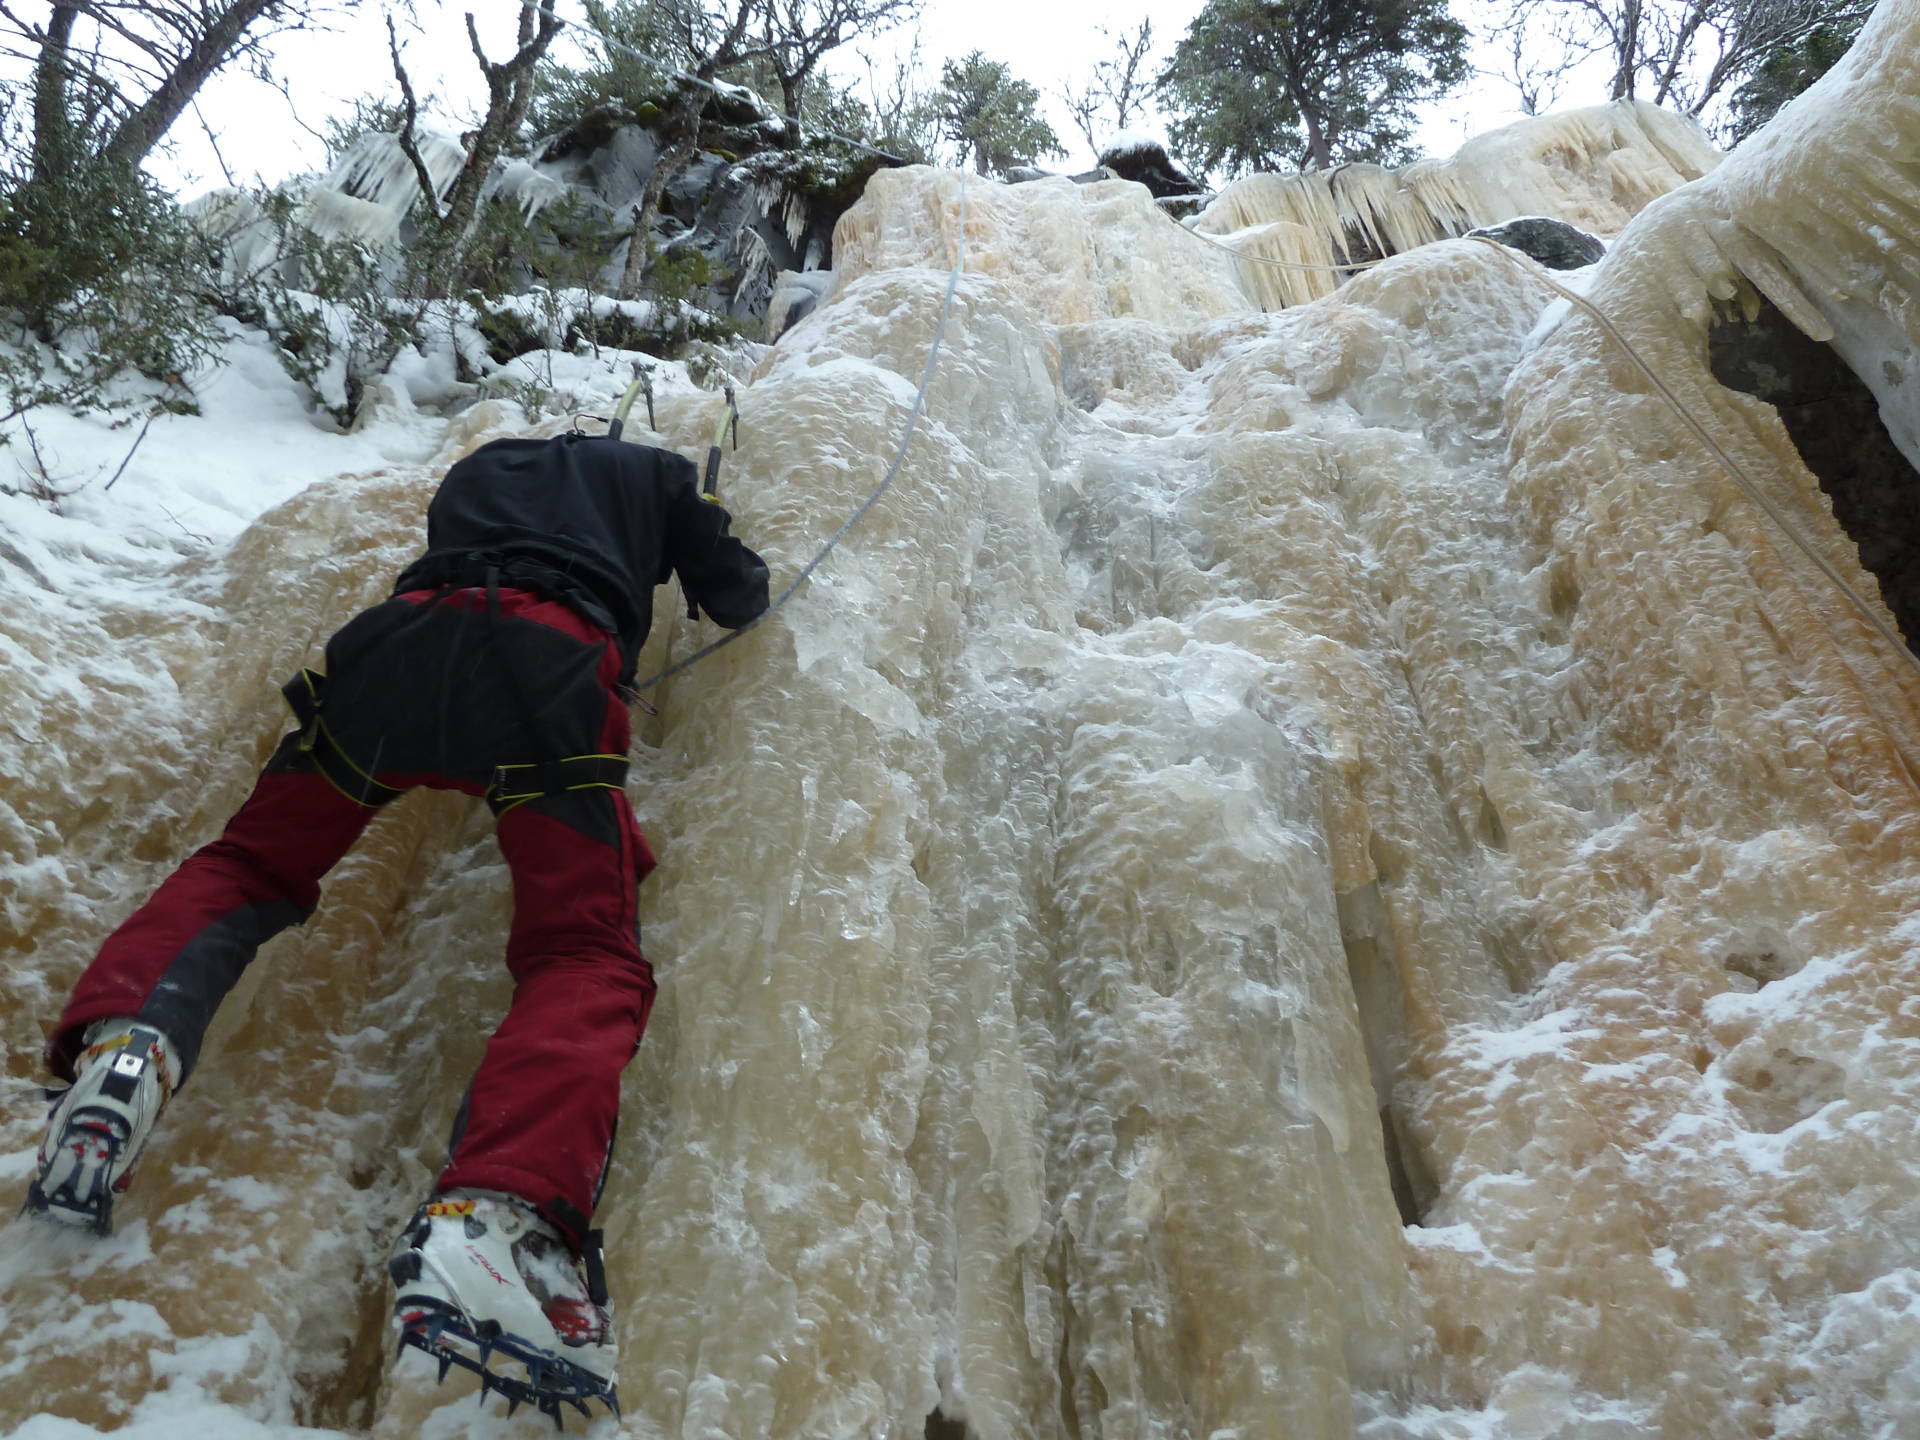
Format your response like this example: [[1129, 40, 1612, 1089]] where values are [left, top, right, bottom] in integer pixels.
[[154, 0, 1562, 197]]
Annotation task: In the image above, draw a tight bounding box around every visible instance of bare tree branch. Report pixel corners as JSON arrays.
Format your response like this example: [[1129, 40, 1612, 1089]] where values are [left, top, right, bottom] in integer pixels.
[[754, 0, 921, 133], [388, 14, 443, 215], [441, 5, 563, 229], [1062, 18, 1155, 153], [5, 0, 336, 180], [191, 97, 238, 186], [101, 408, 156, 491], [98, 0, 294, 171], [1503, 0, 1875, 117]]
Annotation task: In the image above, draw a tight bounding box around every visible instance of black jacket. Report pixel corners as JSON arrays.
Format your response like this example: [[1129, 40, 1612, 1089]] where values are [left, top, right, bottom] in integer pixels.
[[391, 434, 771, 682]]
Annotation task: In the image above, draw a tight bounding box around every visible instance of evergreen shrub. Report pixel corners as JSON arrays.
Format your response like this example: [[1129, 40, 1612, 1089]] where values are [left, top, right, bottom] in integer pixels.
[[0, 158, 221, 429]]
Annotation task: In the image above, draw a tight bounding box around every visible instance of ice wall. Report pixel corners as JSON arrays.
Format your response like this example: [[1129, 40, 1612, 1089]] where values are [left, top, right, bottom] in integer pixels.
[[1199, 99, 1720, 310], [3, 4, 1919, 1438]]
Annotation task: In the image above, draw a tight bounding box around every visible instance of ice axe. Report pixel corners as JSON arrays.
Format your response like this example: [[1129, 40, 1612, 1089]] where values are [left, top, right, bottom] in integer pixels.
[[684, 386, 741, 621], [604, 365, 738, 503], [605, 361, 655, 440], [703, 384, 739, 500]]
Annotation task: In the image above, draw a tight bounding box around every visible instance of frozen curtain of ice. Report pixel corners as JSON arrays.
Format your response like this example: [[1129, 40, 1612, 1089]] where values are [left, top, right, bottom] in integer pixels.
[[4, 2, 1920, 1437]]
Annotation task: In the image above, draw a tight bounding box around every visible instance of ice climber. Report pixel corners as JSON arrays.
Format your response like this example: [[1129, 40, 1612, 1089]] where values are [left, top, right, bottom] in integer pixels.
[[26, 431, 771, 1419]]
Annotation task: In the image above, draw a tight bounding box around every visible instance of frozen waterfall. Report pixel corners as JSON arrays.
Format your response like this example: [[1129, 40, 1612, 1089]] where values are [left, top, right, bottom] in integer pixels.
[[3, 2, 1920, 1437]]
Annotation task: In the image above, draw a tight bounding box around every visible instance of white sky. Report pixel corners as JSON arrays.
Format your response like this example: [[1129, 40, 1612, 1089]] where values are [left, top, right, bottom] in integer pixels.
[[155, 0, 1569, 197]]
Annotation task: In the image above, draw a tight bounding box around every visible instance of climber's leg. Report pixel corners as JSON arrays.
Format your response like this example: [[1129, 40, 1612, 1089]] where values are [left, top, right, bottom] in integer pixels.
[[435, 783, 656, 1250], [47, 746, 385, 1082]]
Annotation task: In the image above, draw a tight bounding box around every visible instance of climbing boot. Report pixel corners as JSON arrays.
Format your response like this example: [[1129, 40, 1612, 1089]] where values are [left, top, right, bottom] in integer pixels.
[[26, 1019, 180, 1235], [390, 1189, 618, 1422]]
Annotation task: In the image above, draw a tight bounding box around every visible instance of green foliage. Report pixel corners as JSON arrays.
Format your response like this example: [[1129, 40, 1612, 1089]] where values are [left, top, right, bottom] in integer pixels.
[[1159, 0, 1469, 177], [469, 191, 677, 361], [642, 239, 741, 350], [458, 191, 627, 304], [0, 157, 221, 430], [933, 52, 1064, 175], [865, 95, 943, 166], [470, 217, 736, 396], [791, 77, 897, 148], [877, 116, 941, 165], [818, 73, 941, 164], [527, 0, 679, 137], [195, 184, 430, 427], [288, 244, 420, 426], [1726, 21, 1863, 144]]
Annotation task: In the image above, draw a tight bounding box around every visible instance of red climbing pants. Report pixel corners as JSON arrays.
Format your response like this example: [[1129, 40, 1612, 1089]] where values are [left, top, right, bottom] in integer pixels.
[[48, 587, 656, 1251]]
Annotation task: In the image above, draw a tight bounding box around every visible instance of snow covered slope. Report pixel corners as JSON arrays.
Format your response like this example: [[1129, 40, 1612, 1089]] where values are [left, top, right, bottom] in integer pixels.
[[2, 3, 1918, 1438]]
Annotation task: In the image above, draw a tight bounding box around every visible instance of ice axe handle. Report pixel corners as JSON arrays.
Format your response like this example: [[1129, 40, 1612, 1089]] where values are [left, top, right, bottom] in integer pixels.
[[608, 363, 653, 443], [702, 386, 737, 498]]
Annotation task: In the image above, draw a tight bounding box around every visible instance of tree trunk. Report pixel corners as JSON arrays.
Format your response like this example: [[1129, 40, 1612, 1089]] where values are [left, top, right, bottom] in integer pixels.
[[779, 70, 806, 143], [98, 0, 283, 173], [503, 0, 541, 143], [30, 2, 79, 183], [1301, 109, 1332, 170], [1280, 62, 1332, 170], [418, 9, 563, 294], [616, 0, 754, 297], [1612, 0, 1643, 100], [619, 120, 704, 298]]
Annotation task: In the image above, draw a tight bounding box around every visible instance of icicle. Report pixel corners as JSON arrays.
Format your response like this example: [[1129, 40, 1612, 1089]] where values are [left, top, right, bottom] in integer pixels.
[[299, 128, 469, 246], [489, 160, 574, 224], [1195, 98, 1723, 308], [183, 188, 281, 286]]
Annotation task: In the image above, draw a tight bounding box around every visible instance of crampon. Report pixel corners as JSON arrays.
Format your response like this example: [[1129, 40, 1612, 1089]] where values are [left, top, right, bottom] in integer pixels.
[[390, 1191, 618, 1431], [394, 1300, 620, 1429]]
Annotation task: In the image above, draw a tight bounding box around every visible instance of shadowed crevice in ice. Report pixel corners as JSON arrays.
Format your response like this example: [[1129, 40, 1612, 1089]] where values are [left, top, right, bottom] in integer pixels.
[[1710, 297, 1920, 644]]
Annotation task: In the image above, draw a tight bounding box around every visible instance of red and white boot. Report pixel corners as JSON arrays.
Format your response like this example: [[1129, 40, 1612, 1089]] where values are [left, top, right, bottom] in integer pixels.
[[26, 1020, 180, 1235], [389, 1189, 617, 1422]]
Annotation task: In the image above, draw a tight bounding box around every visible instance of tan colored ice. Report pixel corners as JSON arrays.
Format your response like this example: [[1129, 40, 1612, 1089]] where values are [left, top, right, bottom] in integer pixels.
[[1, 2, 1917, 1436]]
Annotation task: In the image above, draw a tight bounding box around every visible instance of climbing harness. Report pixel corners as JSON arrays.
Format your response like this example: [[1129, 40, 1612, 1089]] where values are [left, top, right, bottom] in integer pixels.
[[626, 171, 973, 695], [485, 756, 630, 816], [477, 565, 631, 815], [280, 668, 404, 808], [277, 582, 633, 816], [280, 666, 630, 814], [1178, 215, 1920, 685]]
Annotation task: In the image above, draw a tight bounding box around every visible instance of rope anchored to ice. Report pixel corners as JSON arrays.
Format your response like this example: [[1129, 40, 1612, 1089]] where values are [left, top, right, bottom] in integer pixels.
[[629, 170, 973, 694]]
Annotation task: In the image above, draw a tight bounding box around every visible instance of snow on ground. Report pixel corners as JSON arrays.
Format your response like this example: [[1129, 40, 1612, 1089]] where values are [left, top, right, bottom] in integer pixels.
[[1, 319, 443, 588], [0, 317, 737, 600]]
